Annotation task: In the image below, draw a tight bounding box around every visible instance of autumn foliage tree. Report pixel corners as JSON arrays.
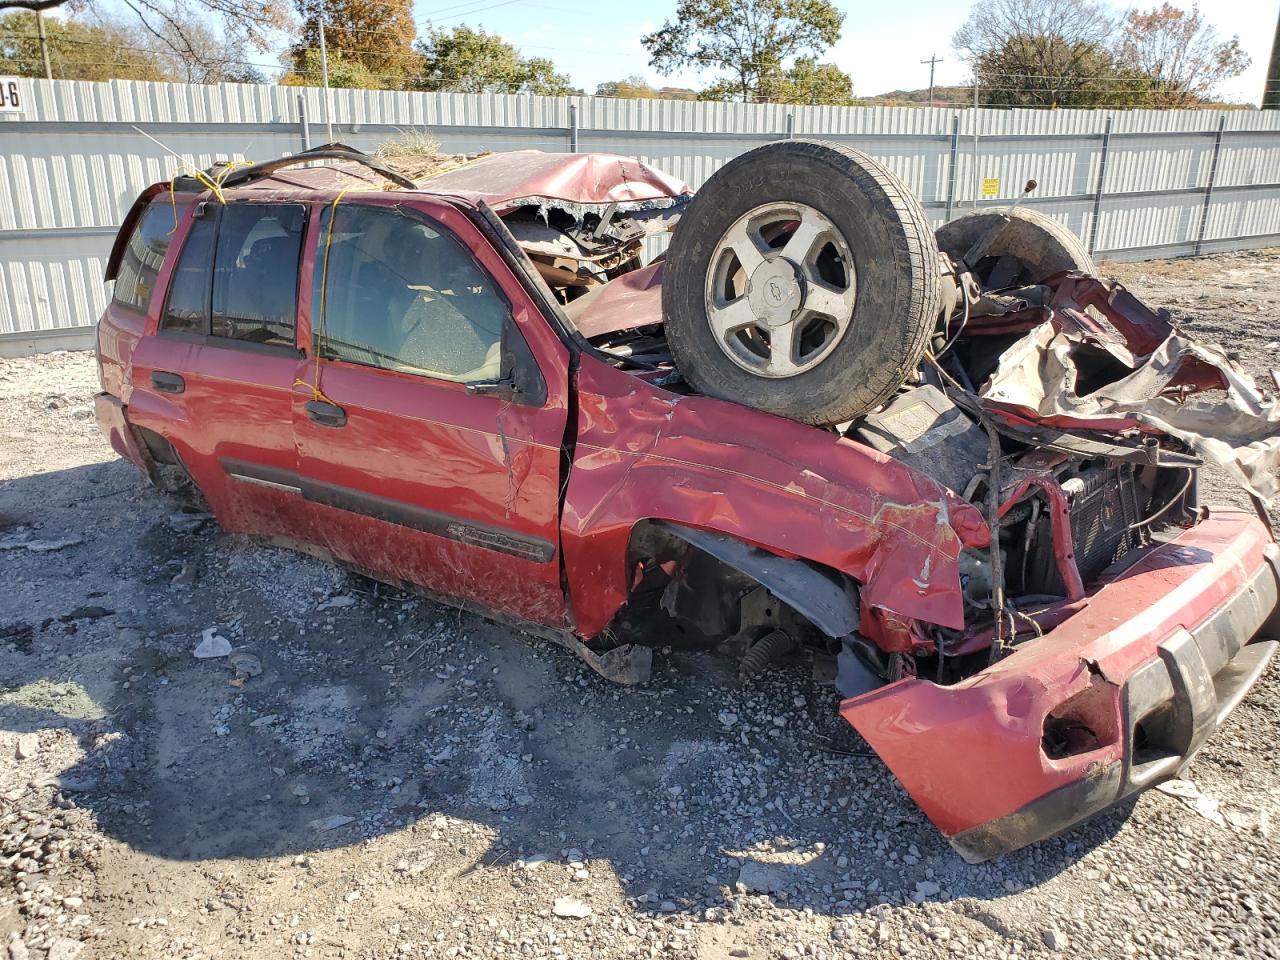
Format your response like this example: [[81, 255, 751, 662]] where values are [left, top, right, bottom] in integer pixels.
[[954, 0, 1249, 108], [287, 0, 416, 88], [1118, 4, 1250, 106]]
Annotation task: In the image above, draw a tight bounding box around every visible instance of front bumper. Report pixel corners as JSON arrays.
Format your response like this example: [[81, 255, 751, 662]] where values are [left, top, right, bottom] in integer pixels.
[[840, 509, 1280, 862]]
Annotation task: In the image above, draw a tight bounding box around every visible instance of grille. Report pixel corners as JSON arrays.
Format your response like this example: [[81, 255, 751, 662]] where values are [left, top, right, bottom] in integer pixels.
[[1069, 464, 1141, 583]]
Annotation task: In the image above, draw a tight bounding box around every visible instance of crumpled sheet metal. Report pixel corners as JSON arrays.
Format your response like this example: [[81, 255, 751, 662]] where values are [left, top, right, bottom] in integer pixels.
[[560, 357, 990, 643], [980, 277, 1280, 503], [840, 508, 1270, 838], [416, 150, 693, 215], [565, 261, 665, 339]]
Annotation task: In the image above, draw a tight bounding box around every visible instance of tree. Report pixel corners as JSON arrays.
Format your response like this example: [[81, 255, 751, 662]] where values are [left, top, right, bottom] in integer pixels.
[[280, 46, 377, 88], [954, 0, 1149, 107], [658, 85, 698, 100], [755, 56, 854, 104], [596, 74, 657, 98], [414, 25, 573, 95], [287, 0, 416, 88], [642, 0, 844, 102], [1, 0, 289, 83], [0, 10, 171, 80], [146, 16, 264, 83], [1118, 4, 1250, 106], [974, 35, 1151, 107]]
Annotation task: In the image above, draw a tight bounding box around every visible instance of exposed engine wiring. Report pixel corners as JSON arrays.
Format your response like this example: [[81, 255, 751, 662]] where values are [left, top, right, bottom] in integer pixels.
[[936, 289, 971, 357], [1126, 468, 1194, 531]]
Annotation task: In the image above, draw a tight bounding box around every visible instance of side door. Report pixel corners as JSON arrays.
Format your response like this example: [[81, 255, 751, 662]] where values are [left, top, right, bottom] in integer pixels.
[[126, 199, 315, 543], [292, 196, 571, 627]]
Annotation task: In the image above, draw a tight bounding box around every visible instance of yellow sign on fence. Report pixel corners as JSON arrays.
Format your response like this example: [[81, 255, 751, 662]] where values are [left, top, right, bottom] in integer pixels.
[[981, 177, 1000, 198]]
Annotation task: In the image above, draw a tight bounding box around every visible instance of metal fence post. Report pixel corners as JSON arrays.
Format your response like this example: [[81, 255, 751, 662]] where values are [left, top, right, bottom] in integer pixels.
[[1194, 114, 1227, 257], [970, 83, 980, 209], [944, 113, 960, 221], [1087, 116, 1113, 256], [785, 113, 794, 139], [298, 95, 311, 152], [569, 103, 579, 153]]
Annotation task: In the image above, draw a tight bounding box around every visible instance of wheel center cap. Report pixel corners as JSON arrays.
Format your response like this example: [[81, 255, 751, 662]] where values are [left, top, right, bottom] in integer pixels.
[[747, 258, 803, 327]]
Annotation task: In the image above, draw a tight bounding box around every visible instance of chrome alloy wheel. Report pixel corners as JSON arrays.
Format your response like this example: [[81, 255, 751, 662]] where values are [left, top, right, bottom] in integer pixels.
[[703, 201, 857, 378]]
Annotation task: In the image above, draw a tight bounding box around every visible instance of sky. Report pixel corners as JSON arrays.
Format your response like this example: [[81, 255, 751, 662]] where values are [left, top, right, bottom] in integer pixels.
[[407, 0, 1280, 104], [94, 0, 1280, 105]]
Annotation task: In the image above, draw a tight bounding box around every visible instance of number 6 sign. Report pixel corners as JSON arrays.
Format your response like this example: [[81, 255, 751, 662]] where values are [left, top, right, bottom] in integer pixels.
[[0, 77, 22, 114]]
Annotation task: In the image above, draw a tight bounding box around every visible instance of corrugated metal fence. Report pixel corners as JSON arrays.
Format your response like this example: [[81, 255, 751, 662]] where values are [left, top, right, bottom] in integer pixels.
[[4, 77, 1280, 352]]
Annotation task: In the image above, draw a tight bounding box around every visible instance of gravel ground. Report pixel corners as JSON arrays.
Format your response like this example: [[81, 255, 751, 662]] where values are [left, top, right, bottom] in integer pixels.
[[2, 250, 1279, 960]]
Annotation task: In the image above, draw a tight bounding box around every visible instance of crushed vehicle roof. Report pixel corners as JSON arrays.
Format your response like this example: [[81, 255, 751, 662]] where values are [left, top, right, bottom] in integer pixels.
[[228, 149, 692, 214]]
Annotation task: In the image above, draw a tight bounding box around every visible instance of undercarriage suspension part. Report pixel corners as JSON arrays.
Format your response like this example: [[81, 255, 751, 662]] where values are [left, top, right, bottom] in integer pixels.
[[738, 628, 797, 681]]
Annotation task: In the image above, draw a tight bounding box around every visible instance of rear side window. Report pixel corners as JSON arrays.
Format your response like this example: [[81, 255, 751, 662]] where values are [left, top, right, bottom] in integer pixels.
[[159, 202, 305, 349], [112, 201, 186, 313], [311, 204, 508, 382], [161, 215, 216, 334], [211, 204, 305, 347]]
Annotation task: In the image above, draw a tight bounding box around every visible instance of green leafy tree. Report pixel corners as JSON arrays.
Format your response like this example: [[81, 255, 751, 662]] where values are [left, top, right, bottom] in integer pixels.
[[595, 74, 657, 98], [414, 25, 573, 95], [642, 0, 844, 103], [1118, 3, 1250, 106], [0, 10, 170, 80], [280, 46, 377, 88], [288, 0, 416, 88], [4, 0, 291, 81], [751, 56, 853, 105]]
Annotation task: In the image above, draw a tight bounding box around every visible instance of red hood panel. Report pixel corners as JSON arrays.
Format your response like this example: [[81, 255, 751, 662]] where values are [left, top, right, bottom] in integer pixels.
[[418, 151, 692, 213]]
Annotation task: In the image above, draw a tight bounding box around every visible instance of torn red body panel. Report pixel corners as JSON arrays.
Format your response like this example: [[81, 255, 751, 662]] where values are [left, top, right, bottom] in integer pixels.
[[566, 261, 665, 339], [842, 509, 1279, 861], [93, 391, 151, 476], [560, 356, 990, 642]]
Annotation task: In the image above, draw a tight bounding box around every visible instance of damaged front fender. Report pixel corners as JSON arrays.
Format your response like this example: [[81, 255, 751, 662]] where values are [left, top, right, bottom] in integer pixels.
[[560, 357, 989, 644]]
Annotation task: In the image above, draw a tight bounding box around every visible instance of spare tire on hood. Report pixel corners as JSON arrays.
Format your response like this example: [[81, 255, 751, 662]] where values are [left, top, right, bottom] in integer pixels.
[[660, 139, 942, 426]]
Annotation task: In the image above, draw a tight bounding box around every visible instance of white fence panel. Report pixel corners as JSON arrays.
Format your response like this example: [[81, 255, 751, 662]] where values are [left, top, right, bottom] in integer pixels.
[[4, 77, 1280, 345]]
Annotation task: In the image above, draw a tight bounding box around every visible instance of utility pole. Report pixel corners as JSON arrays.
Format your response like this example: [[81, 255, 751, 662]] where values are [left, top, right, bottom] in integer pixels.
[[1265, 7, 1280, 109], [921, 54, 941, 107], [316, 0, 333, 142], [35, 9, 52, 80]]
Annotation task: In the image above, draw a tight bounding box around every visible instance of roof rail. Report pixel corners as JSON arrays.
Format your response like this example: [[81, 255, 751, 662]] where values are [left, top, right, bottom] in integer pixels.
[[176, 142, 418, 193]]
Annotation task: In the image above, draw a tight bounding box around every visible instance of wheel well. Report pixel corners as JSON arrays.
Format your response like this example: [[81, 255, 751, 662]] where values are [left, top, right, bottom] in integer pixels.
[[616, 519, 859, 654]]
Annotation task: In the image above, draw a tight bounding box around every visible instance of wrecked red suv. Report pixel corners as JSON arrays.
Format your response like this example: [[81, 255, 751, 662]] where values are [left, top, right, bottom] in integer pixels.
[[95, 141, 1280, 861]]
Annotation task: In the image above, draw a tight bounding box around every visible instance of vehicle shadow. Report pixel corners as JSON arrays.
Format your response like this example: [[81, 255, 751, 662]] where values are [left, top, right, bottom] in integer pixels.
[[1, 458, 1131, 921]]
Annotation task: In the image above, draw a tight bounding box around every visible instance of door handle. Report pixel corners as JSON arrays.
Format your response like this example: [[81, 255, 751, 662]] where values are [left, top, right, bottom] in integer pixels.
[[305, 399, 347, 428], [151, 371, 185, 394]]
